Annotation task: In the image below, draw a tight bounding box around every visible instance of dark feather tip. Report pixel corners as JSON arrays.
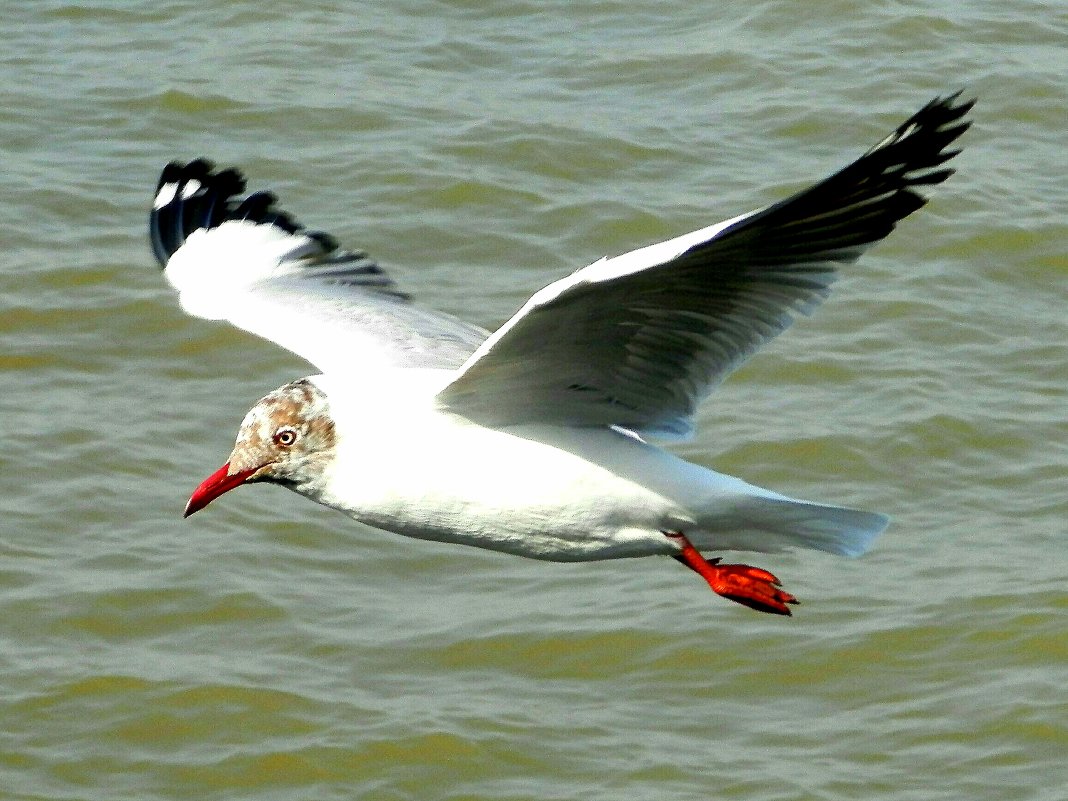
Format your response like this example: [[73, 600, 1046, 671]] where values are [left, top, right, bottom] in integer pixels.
[[149, 160, 333, 268]]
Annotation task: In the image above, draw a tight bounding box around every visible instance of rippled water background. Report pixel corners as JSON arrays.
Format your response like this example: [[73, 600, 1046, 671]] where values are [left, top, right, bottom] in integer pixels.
[[2, 2, 1065, 799]]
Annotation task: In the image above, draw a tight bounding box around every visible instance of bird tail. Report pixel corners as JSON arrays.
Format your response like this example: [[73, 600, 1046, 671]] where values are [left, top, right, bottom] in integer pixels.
[[692, 489, 889, 557], [754, 496, 889, 557]]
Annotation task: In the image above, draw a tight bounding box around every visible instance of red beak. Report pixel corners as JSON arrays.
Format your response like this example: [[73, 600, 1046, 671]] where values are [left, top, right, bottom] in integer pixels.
[[184, 462, 257, 517]]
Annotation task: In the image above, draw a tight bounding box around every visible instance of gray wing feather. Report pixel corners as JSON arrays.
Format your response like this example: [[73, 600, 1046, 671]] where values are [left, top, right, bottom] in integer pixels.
[[438, 94, 972, 437], [233, 277, 487, 371]]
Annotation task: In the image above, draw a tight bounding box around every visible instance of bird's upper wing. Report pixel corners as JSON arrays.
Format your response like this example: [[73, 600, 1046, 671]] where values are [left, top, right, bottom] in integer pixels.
[[437, 94, 973, 438], [150, 160, 488, 374]]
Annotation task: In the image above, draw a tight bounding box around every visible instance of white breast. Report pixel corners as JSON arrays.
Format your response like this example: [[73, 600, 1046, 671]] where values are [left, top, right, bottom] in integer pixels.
[[309, 373, 695, 560]]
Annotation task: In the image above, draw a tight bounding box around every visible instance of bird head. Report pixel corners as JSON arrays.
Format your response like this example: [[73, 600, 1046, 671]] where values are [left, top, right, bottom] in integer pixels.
[[184, 378, 335, 517]]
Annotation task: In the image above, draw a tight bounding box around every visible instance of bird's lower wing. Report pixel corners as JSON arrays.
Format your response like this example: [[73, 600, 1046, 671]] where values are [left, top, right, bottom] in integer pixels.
[[437, 93, 973, 437]]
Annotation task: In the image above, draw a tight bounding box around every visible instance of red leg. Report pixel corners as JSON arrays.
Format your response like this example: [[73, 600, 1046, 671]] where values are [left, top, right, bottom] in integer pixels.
[[664, 532, 798, 616]]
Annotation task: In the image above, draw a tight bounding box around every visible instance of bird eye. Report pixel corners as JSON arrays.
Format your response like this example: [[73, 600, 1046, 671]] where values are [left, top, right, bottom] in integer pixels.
[[273, 427, 298, 447]]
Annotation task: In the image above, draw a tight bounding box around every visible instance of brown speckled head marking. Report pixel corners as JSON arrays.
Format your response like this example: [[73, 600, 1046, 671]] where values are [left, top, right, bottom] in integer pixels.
[[227, 378, 336, 488]]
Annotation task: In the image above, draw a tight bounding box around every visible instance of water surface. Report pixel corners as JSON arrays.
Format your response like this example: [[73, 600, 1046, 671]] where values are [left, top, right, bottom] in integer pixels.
[[1, 2, 1065, 800]]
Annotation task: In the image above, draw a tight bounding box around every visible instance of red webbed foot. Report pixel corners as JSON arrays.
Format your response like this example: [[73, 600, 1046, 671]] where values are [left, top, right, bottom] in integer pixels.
[[664, 532, 799, 616], [697, 559, 798, 615]]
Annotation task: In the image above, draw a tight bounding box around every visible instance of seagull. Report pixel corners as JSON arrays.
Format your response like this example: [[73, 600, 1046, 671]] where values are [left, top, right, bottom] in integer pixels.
[[150, 94, 972, 615]]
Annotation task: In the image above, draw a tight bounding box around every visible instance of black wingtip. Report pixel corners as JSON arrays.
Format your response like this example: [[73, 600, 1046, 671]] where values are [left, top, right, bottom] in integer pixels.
[[878, 92, 974, 191], [148, 160, 408, 300], [149, 160, 329, 268], [693, 92, 974, 266]]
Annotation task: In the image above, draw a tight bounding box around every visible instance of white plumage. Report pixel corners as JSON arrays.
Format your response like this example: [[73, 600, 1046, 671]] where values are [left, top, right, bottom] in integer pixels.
[[150, 94, 972, 614]]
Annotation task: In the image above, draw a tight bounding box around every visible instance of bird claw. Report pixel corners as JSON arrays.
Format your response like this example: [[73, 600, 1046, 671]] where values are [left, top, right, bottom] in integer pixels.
[[706, 562, 798, 616], [666, 531, 798, 616]]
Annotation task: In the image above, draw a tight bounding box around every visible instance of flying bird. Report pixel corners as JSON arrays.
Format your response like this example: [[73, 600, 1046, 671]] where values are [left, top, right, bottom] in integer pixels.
[[150, 94, 972, 615]]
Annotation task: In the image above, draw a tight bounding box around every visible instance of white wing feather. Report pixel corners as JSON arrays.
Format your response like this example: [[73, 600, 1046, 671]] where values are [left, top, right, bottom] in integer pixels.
[[150, 95, 969, 412], [150, 161, 487, 374]]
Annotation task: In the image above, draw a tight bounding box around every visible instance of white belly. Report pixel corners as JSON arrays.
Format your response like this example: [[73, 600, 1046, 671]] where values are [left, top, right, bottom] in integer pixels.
[[317, 412, 700, 560]]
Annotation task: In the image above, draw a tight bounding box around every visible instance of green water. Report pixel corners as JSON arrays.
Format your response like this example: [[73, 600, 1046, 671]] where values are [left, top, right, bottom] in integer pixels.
[[1, 2, 1065, 800]]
